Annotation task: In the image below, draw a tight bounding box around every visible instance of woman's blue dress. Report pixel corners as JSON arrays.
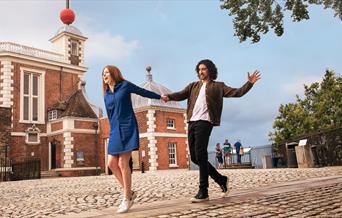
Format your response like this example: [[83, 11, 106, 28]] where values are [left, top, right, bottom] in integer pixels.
[[104, 80, 161, 155]]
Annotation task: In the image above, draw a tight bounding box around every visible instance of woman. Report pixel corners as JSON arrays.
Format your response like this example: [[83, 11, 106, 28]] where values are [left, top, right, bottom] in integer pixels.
[[102, 65, 162, 213], [215, 143, 223, 169]]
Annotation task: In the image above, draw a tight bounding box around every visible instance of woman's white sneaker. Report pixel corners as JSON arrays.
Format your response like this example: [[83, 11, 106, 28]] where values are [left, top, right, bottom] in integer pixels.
[[116, 198, 133, 214]]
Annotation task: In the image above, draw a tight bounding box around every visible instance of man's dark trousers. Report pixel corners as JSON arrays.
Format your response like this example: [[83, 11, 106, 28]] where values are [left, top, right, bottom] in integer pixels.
[[188, 120, 223, 193]]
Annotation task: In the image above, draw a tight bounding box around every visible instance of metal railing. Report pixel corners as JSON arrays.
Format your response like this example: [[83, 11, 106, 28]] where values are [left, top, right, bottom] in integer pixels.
[[0, 158, 12, 182], [11, 158, 41, 181], [278, 126, 342, 167]]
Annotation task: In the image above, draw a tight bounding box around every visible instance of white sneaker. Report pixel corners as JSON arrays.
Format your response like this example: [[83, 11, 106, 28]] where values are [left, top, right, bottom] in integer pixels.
[[117, 198, 133, 213]]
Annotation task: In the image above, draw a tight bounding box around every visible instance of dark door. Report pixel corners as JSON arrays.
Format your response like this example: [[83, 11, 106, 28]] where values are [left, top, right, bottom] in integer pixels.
[[51, 143, 56, 169]]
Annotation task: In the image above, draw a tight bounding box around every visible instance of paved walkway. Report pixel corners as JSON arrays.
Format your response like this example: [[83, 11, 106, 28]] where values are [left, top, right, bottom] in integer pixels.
[[1, 167, 342, 217], [62, 175, 342, 218]]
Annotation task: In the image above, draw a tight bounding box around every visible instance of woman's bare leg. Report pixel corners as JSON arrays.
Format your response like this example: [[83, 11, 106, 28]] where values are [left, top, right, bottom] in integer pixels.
[[118, 152, 132, 199], [108, 155, 124, 187]]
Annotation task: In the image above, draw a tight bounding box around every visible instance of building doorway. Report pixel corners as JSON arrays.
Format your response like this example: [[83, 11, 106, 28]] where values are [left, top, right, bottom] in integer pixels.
[[50, 142, 57, 169]]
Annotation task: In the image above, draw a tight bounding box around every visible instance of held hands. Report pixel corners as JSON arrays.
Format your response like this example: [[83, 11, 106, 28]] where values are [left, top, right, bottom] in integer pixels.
[[248, 70, 261, 84], [161, 95, 169, 102]]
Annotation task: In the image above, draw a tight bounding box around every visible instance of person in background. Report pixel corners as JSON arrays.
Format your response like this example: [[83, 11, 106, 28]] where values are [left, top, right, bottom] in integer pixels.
[[215, 143, 224, 169], [223, 139, 232, 166], [234, 139, 242, 164]]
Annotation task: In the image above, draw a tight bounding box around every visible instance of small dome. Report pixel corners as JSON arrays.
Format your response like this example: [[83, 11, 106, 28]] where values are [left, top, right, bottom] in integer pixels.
[[131, 67, 183, 110], [55, 25, 83, 37]]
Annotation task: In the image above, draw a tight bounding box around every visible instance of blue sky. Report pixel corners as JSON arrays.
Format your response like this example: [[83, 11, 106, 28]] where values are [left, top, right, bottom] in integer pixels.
[[1, 0, 341, 150]]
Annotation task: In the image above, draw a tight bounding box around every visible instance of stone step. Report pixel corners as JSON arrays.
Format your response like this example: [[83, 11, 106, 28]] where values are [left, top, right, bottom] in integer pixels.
[[220, 163, 254, 169], [41, 170, 59, 178]]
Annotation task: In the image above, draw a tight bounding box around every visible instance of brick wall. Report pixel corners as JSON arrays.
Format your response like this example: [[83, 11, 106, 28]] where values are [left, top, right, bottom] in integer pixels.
[[139, 137, 149, 171], [155, 137, 188, 170], [72, 133, 102, 170], [11, 62, 79, 133], [135, 111, 148, 133], [155, 111, 186, 133], [74, 120, 96, 129], [10, 136, 50, 170], [51, 121, 63, 132]]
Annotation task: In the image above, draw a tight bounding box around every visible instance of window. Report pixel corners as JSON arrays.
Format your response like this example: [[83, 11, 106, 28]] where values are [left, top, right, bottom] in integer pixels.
[[71, 41, 78, 56], [25, 124, 40, 145], [48, 110, 58, 121], [76, 151, 85, 161], [168, 142, 177, 166], [166, 119, 175, 129], [20, 68, 45, 123]]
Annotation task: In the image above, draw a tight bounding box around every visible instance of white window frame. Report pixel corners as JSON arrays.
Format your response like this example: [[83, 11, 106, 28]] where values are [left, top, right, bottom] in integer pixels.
[[71, 40, 78, 56], [168, 142, 178, 167], [20, 67, 45, 124], [48, 110, 58, 121], [166, 119, 175, 129]]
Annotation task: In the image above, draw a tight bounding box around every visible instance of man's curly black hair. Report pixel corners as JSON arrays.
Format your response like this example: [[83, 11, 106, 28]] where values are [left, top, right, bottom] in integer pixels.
[[195, 59, 218, 80]]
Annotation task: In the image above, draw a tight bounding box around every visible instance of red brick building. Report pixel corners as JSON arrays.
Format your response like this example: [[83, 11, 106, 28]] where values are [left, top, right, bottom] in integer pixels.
[[0, 21, 104, 176], [99, 67, 189, 172]]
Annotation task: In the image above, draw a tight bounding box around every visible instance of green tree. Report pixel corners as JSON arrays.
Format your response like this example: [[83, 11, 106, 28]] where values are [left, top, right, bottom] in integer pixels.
[[220, 0, 342, 43], [269, 70, 342, 145]]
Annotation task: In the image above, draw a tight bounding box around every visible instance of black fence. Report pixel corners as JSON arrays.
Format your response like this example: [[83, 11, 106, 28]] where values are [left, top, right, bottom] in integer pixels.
[[278, 126, 342, 167], [0, 158, 41, 182], [0, 158, 12, 182]]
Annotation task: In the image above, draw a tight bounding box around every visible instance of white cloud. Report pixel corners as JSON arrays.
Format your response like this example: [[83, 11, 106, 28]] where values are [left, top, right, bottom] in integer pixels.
[[84, 31, 140, 61], [283, 74, 322, 97], [0, 1, 140, 61]]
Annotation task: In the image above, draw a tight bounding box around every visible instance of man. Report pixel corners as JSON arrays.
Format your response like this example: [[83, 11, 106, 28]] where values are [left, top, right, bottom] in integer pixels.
[[223, 139, 232, 166], [234, 140, 242, 164], [161, 59, 260, 202]]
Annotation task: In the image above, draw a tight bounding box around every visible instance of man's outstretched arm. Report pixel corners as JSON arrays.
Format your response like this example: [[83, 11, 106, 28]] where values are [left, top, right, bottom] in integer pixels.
[[162, 83, 192, 102], [223, 70, 261, 97]]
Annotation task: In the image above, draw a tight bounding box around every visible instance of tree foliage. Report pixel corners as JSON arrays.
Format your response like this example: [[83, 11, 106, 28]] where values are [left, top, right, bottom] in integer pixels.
[[220, 0, 342, 43], [269, 70, 342, 145]]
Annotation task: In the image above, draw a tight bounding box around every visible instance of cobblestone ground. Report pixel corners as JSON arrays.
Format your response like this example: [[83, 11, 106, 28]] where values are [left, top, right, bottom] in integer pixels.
[[151, 182, 342, 218], [0, 167, 342, 217]]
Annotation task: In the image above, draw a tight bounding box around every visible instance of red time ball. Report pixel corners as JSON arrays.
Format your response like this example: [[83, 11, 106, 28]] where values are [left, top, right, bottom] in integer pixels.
[[60, 9, 75, 25]]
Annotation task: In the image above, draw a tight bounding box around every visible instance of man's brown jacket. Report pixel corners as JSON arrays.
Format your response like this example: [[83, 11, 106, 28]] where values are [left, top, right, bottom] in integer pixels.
[[167, 80, 253, 126]]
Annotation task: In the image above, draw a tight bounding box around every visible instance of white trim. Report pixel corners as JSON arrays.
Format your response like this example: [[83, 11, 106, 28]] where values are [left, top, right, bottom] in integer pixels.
[[11, 132, 26, 136], [169, 164, 179, 167], [54, 167, 99, 171], [146, 109, 158, 171], [140, 132, 187, 138], [63, 119, 74, 129], [12, 129, 97, 137], [63, 130, 74, 168], [48, 128, 97, 136], [184, 112, 189, 163], [49, 116, 98, 123], [168, 142, 177, 166], [134, 105, 186, 113], [0, 60, 13, 108], [19, 67, 45, 124], [11, 132, 47, 137], [104, 138, 109, 175], [0, 53, 87, 73]]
